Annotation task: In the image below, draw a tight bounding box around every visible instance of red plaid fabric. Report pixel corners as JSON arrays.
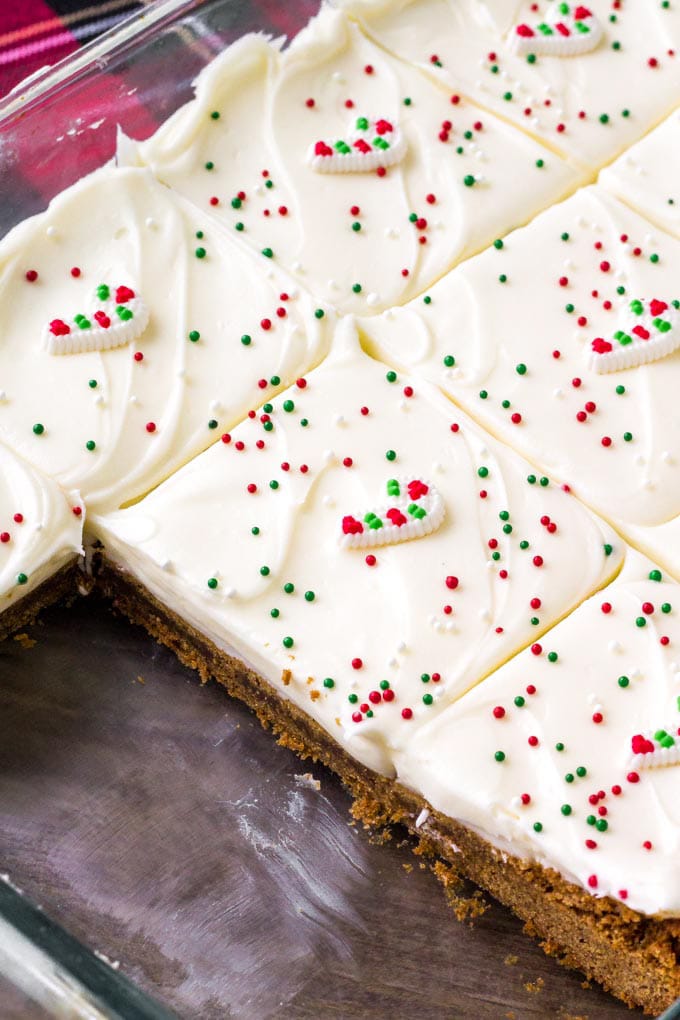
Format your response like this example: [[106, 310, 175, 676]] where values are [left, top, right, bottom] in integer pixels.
[[0, 1, 319, 233], [0, 1, 318, 101]]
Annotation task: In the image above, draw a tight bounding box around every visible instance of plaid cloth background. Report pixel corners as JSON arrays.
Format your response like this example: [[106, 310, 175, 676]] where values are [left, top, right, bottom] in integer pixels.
[[0, 0, 319, 234], [0, 0, 318, 99]]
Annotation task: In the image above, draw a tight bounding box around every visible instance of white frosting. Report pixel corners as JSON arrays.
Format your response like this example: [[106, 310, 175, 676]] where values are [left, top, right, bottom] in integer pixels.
[[338, 0, 680, 170], [0, 442, 83, 618], [135, 7, 582, 316], [359, 186, 680, 574], [0, 166, 330, 514], [396, 551, 680, 917], [600, 110, 680, 240], [92, 324, 621, 780]]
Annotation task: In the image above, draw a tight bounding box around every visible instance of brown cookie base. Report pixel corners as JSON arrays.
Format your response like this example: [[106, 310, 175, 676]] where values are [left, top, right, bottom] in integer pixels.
[[95, 554, 680, 1016], [0, 559, 83, 643]]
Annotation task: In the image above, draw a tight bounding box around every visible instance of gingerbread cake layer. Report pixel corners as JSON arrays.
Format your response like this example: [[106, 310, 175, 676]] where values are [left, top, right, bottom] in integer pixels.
[[95, 556, 680, 1017], [0, 559, 82, 644]]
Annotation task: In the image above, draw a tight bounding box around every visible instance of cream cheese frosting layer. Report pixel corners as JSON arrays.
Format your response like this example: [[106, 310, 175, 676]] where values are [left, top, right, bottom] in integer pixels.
[[600, 110, 680, 240], [92, 323, 621, 777], [396, 551, 680, 917], [359, 186, 680, 575], [338, 0, 680, 171], [133, 6, 582, 316], [0, 166, 330, 514], [0, 442, 83, 617]]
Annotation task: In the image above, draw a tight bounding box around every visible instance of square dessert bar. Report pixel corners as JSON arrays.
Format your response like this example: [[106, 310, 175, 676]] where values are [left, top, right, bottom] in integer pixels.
[[0, 441, 83, 641], [134, 6, 583, 316], [0, 165, 330, 515], [396, 550, 680, 1014], [600, 110, 680, 240], [339, 0, 680, 171], [92, 323, 620, 777], [359, 184, 680, 579]]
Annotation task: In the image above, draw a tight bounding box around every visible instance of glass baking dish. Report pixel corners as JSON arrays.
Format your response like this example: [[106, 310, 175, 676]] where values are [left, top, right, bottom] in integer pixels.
[[0, 2, 678, 1017]]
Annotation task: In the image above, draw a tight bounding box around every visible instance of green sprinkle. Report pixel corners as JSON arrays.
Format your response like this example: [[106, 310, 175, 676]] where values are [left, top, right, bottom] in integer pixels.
[[210, 111, 220, 120], [596, 818, 608, 832], [195, 247, 206, 259], [514, 696, 525, 707], [423, 295, 432, 305], [17, 573, 28, 585], [314, 308, 325, 319], [618, 675, 630, 688], [527, 474, 536, 484], [283, 400, 295, 413], [556, 742, 565, 752], [284, 582, 294, 594], [323, 677, 335, 689], [527, 53, 536, 64], [561, 804, 572, 816], [261, 247, 274, 259], [189, 330, 200, 343], [499, 274, 507, 283], [616, 384, 625, 395], [539, 476, 549, 487], [604, 543, 613, 556], [422, 693, 434, 705], [503, 91, 513, 101], [535, 158, 544, 168], [241, 334, 252, 346], [205, 161, 214, 171], [235, 222, 244, 232], [270, 376, 281, 386], [351, 221, 361, 232], [270, 608, 279, 618], [479, 389, 488, 400], [547, 651, 558, 663], [662, 602, 672, 614], [386, 370, 397, 383], [352, 283, 362, 293], [463, 174, 476, 187], [300, 418, 309, 428], [494, 750, 506, 762], [348, 693, 358, 704], [251, 527, 260, 536], [576, 766, 587, 778], [88, 379, 97, 389], [86, 440, 96, 451], [231, 197, 242, 209], [207, 577, 218, 589], [304, 591, 315, 602], [32, 423, 44, 435], [260, 565, 270, 576], [599, 113, 610, 124], [269, 479, 278, 489], [565, 772, 574, 783], [443, 354, 455, 367], [493, 239, 504, 250], [650, 253, 660, 264], [386, 449, 397, 462], [403, 97, 412, 106], [533, 822, 543, 833], [561, 233, 570, 241], [478, 466, 489, 478], [283, 636, 294, 649], [196, 230, 204, 239], [515, 363, 527, 375], [636, 616, 647, 627]]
